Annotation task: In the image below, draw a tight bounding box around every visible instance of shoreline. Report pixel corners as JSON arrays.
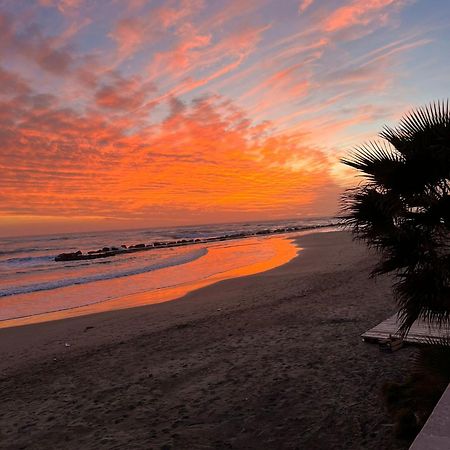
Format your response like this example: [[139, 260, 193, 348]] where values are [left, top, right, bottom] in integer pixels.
[[0, 234, 300, 328], [0, 231, 414, 449], [1, 227, 337, 329], [53, 223, 337, 262]]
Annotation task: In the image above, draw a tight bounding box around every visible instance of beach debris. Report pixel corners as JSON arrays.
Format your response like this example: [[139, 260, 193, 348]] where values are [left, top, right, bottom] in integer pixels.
[[84, 326, 94, 332], [217, 308, 222, 311], [379, 335, 403, 352], [64, 342, 71, 348]]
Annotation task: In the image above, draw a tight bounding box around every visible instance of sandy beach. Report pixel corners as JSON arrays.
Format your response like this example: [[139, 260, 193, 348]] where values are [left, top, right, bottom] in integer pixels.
[[0, 231, 414, 449]]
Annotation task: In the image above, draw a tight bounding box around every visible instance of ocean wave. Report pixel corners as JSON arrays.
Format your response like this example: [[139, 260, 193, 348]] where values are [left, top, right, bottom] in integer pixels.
[[1, 255, 55, 267], [0, 247, 207, 297], [0, 247, 52, 257]]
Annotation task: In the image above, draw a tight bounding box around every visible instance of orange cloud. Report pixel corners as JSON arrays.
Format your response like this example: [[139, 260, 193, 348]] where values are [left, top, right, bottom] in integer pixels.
[[0, 84, 339, 225]]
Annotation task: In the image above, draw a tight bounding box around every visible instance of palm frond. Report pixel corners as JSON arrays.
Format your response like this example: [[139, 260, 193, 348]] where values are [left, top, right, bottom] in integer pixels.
[[380, 100, 450, 145], [340, 100, 450, 333], [340, 186, 402, 242], [395, 259, 450, 333], [341, 141, 405, 189]]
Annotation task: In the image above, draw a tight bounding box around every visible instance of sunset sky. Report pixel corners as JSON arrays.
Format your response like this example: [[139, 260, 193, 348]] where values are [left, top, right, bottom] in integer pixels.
[[1, 0, 449, 236]]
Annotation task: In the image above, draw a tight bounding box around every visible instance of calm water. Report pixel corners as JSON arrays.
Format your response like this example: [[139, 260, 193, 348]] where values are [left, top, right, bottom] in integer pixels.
[[0, 218, 334, 321]]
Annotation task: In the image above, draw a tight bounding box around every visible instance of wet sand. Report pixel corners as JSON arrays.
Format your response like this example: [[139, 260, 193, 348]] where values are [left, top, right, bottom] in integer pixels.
[[0, 236, 298, 327], [0, 231, 413, 449]]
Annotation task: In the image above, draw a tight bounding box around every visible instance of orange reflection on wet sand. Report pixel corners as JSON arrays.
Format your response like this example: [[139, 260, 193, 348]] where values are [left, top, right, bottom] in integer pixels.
[[0, 237, 300, 329]]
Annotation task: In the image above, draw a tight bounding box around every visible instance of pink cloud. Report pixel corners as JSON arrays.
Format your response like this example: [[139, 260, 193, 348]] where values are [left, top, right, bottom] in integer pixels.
[[0, 66, 31, 96], [0, 13, 75, 75], [110, 17, 148, 60], [109, 0, 204, 61], [94, 73, 157, 111], [200, 0, 266, 31], [155, 25, 212, 72], [324, 0, 399, 33], [145, 22, 270, 106], [299, 0, 314, 13], [240, 64, 309, 118], [38, 0, 83, 15]]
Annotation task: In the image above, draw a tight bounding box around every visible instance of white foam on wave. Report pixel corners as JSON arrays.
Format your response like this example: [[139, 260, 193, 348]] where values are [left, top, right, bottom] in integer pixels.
[[0, 247, 207, 297]]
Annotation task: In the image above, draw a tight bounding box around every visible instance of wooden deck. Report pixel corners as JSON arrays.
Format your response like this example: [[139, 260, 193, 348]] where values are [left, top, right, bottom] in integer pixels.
[[362, 313, 449, 344]]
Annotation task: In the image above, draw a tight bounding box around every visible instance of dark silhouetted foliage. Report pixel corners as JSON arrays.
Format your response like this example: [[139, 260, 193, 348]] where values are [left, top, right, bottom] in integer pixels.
[[341, 101, 450, 333], [382, 340, 450, 442]]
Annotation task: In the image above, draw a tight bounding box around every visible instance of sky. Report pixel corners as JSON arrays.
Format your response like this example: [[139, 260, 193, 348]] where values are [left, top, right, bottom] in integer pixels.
[[1, 0, 450, 236]]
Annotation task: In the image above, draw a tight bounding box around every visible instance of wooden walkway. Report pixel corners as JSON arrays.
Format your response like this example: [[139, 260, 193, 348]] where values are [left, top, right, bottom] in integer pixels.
[[361, 313, 449, 344], [409, 383, 450, 449], [363, 314, 450, 449]]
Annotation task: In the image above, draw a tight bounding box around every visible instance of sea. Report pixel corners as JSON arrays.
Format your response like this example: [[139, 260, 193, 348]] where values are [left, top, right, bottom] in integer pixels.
[[0, 218, 336, 324]]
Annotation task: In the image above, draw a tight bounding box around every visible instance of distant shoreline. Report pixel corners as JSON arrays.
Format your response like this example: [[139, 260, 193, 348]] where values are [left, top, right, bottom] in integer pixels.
[[55, 222, 340, 261]]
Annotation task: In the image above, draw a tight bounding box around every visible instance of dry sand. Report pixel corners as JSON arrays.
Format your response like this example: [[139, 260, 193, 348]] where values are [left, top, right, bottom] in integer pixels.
[[0, 231, 414, 449]]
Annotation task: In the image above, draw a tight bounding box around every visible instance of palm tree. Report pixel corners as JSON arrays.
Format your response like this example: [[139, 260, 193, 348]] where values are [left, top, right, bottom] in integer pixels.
[[341, 101, 450, 334]]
